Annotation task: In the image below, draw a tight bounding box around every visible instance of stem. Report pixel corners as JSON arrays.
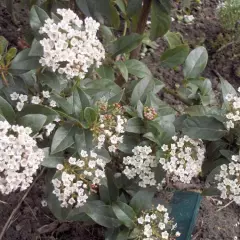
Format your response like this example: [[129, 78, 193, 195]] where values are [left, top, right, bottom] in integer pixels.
[[123, 21, 128, 36], [163, 87, 192, 106], [216, 200, 234, 212], [1, 72, 8, 86], [130, 0, 152, 59]]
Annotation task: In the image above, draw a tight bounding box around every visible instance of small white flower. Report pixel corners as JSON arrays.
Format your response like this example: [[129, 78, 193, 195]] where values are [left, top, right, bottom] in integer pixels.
[[41, 200, 48, 207], [31, 96, 41, 104], [16, 101, 24, 111], [176, 231, 181, 237], [137, 217, 144, 224], [161, 231, 169, 239], [56, 164, 64, 170], [19, 94, 28, 103], [158, 222, 165, 230], [80, 150, 88, 158], [42, 91, 50, 98], [49, 100, 57, 107], [45, 123, 56, 136], [10, 92, 19, 101]]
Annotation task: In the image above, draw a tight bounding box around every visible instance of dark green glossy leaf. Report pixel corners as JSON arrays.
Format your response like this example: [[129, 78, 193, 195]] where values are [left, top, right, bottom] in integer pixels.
[[112, 201, 136, 228], [220, 77, 237, 104], [150, 0, 171, 40], [160, 44, 189, 68], [0, 96, 15, 123], [20, 104, 58, 124], [30, 5, 49, 38], [84, 107, 97, 125], [126, 117, 144, 134], [127, 0, 142, 17], [0, 36, 8, 55], [28, 38, 43, 57], [182, 116, 227, 140], [51, 125, 75, 154], [125, 59, 152, 78], [73, 88, 90, 116], [109, 33, 143, 57], [115, 61, 128, 82], [97, 65, 115, 81], [183, 46, 208, 79], [164, 31, 184, 48], [131, 77, 153, 105], [130, 190, 155, 215], [18, 114, 47, 133], [41, 148, 64, 168], [9, 49, 40, 75]]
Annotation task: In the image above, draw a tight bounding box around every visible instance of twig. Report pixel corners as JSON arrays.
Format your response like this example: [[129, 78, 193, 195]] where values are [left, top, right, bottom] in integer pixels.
[[216, 200, 234, 212], [1, 72, 8, 86], [216, 41, 234, 53], [0, 168, 45, 240], [130, 0, 152, 59]]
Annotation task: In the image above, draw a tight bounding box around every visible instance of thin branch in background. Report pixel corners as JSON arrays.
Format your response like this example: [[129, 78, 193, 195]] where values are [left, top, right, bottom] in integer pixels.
[[216, 200, 234, 212], [0, 168, 45, 240], [130, 0, 152, 59]]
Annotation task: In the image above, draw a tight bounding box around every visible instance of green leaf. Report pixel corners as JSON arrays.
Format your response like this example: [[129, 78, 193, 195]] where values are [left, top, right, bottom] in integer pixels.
[[38, 71, 62, 93], [30, 5, 49, 38], [116, 229, 130, 240], [18, 114, 47, 133], [51, 94, 73, 115], [9, 49, 40, 75], [20, 104, 58, 124], [131, 77, 153, 105], [5, 47, 17, 65], [76, 0, 120, 28], [97, 65, 115, 81], [164, 31, 184, 48], [116, 0, 127, 14], [127, 0, 142, 17], [86, 204, 121, 228], [84, 107, 97, 125], [136, 100, 144, 119], [0, 36, 8, 55], [106, 168, 119, 202], [130, 190, 155, 215], [126, 117, 144, 134], [125, 59, 152, 78], [109, 33, 143, 57], [74, 129, 93, 153], [112, 201, 136, 228], [51, 125, 75, 154], [115, 61, 128, 82], [0, 96, 15, 123], [160, 44, 189, 68], [28, 39, 43, 57], [220, 77, 237, 104], [182, 116, 227, 140], [41, 148, 64, 168], [150, 0, 171, 40], [202, 187, 220, 196], [108, 89, 125, 104], [73, 88, 90, 117], [183, 46, 208, 79]]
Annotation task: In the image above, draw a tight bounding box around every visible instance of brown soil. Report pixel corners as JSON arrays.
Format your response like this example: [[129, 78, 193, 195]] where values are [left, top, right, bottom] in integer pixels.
[[0, 0, 240, 239]]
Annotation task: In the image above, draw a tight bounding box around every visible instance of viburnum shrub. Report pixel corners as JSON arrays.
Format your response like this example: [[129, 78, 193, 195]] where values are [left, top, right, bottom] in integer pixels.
[[0, 0, 240, 239]]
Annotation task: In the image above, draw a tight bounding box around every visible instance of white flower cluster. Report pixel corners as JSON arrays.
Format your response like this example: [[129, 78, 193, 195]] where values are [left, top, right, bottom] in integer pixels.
[[225, 89, 240, 129], [52, 150, 106, 208], [93, 102, 127, 153], [137, 204, 180, 240], [0, 121, 44, 194], [39, 8, 105, 80], [159, 135, 205, 184], [183, 15, 195, 23], [10, 91, 55, 111], [123, 146, 157, 188], [215, 155, 240, 205]]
